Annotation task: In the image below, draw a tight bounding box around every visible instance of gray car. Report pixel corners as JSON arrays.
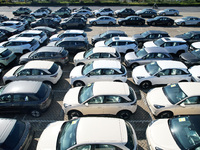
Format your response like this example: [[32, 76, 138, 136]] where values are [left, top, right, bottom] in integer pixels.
[[0, 48, 16, 68], [19, 46, 69, 66]]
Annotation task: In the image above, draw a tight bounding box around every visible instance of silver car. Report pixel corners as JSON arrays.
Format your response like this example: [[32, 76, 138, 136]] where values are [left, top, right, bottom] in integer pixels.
[[175, 16, 200, 26], [89, 16, 116, 26], [0, 48, 16, 68], [158, 9, 179, 16]]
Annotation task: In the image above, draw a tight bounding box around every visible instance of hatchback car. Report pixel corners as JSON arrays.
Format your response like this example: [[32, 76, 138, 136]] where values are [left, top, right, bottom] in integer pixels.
[[3, 60, 63, 85], [13, 7, 32, 16], [0, 118, 34, 150], [74, 47, 121, 66], [0, 31, 7, 42], [93, 8, 114, 17], [30, 18, 58, 28], [63, 81, 137, 119], [32, 26, 57, 37], [147, 16, 174, 26], [0, 48, 16, 68], [37, 117, 138, 150], [30, 9, 49, 18], [157, 8, 179, 16], [175, 31, 200, 45], [70, 60, 127, 87], [0, 20, 25, 32], [118, 16, 145, 26], [52, 7, 71, 17], [188, 65, 200, 82], [0, 80, 52, 117], [60, 17, 86, 30], [175, 16, 200, 26], [89, 16, 116, 26], [146, 82, 200, 118], [115, 8, 135, 18], [20, 15, 36, 24], [146, 115, 200, 150], [124, 47, 173, 68], [132, 60, 191, 89]]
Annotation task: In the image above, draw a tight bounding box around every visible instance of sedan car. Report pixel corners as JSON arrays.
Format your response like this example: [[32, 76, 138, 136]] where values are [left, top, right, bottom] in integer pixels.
[[0, 118, 34, 150], [0, 80, 52, 117], [135, 9, 157, 18], [157, 8, 179, 16], [3, 60, 63, 85], [74, 47, 121, 66], [146, 115, 200, 150], [60, 17, 86, 30], [89, 16, 116, 26], [132, 60, 191, 89], [52, 7, 71, 17], [115, 8, 135, 17], [30, 18, 58, 28], [146, 82, 200, 118], [175, 31, 200, 45], [188, 65, 200, 82], [71, 9, 93, 18], [0, 20, 25, 32], [93, 7, 114, 17], [37, 117, 138, 150], [63, 81, 137, 119], [20, 15, 36, 24], [147, 16, 174, 26], [118, 16, 145, 26], [0, 48, 16, 68], [175, 16, 200, 26], [32, 26, 57, 37], [13, 7, 32, 16], [70, 60, 127, 87]]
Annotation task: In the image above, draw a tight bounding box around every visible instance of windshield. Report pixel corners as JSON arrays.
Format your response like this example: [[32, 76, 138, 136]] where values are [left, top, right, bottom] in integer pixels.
[[82, 62, 93, 75], [163, 83, 187, 104], [99, 31, 107, 38], [154, 38, 165, 46], [135, 48, 148, 58], [84, 48, 93, 58], [0, 49, 12, 57], [145, 62, 161, 75], [104, 38, 113, 46], [78, 83, 94, 103], [14, 65, 24, 75], [141, 31, 149, 37], [169, 116, 200, 150], [184, 32, 193, 38], [191, 49, 200, 58]]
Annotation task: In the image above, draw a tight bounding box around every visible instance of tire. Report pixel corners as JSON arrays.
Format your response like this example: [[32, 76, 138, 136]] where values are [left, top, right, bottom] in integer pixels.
[[117, 110, 132, 119], [23, 49, 30, 54], [77, 63, 85, 66], [30, 109, 41, 117], [138, 42, 143, 48], [118, 14, 122, 18], [138, 21, 143, 25], [68, 110, 82, 120], [162, 13, 166, 16], [151, 14, 156, 18], [174, 13, 178, 16], [158, 111, 173, 118], [73, 81, 85, 87], [197, 22, 200, 26], [179, 80, 188, 82], [92, 21, 97, 26], [109, 21, 113, 26], [122, 22, 126, 26], [5, 80, 12, 84], [140, 81, 152, 89], [126, 49, 134, 53], [0, 63, 5, 68], [181, 22, 185, 26], [152, 22, 156, 26], [131, 63, 139, 69], [167, 22, 172, 26]]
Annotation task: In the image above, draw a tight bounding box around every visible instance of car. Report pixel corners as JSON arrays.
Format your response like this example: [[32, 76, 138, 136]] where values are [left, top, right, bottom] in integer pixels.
[[175, 31, 200, 45], [143, 37, 189, 56], [175, 16, 200, 26], [8, 30, 48, 45], [0, 31, 7, 42], [0, 14, 9, 22], [70, 60, 127, 87], [10, 17, 30, 29], [157, 8, 179, 16], [63, 81, 137, 119], [32, 26, 57, 37], [0, 37, 40, 54], [37, 117, 138, 150], [95, 37, 138, 54], [0, 118, 34, 149], [146, 82, 200, 118], [0, 26, 18, 38], [89, 16, 116, 26], [45, 14, 62, 24], [3, 60, 63, 85], [71, 9, 93, 18], [188, 65, 200, 82], [190, 42, 200, 51], [146, 115, 200, 150], [0, 20, 25, 32], [19, 46, 69, 66], [132, 60, 191, 89], [30, 18, 59, 28], [115, 8, 135, 18], [74, 6, 92, 12], [133, 30, 170, 48], [124, 47, 173, 68], [13, 7, 32, 16], [74, 47, 121, 66], [118, 16, 145, 26], [0, 80, 52, 117], [93, 7, 114, 17], [147, 16, 174, 26], [135, 9, 157, 18], [47, 37, 89, 54], [179, 49, 200, 67], [20, 15, 36, 24], [49, 29, 87, 42], [0, 47, 16, 68], [52, 7, 71, 17], [38, 7, 52, 14], [91, 30, 127, 45], [60, 17, 86, 30], [30, 9, 49, 18]]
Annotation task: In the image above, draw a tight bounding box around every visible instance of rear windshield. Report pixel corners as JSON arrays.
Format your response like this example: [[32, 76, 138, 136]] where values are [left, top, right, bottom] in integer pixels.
[[0, 49, 12, 57], [60, 49, 68, 56], [30, 39, 37, 46], [48, 63, 58, 74], [125, 122, 135, 149], [35, 83, 48, 99]]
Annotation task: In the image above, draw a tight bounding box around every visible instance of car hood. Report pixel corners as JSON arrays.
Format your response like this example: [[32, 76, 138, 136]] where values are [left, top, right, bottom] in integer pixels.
[[175, 18, 184, 22], [147, 18, 155, 22], [36, 121, 65, 150], [91, 34, 100, 41], [63, 87, 82, 105], [125, 52, 138, 61], [132, 65, 150, 77], [89, 18, 97, 22], [143, 41, 157, 48], [135, 10, 142, 13], [189, 65, 200, 75], [157, 10, 164, 13], [8, 34, 19, 40], [3, 65, 20, 78], [49, 34, 59, 41], [19, 52, 32, 61], [133, 34, 143, 40], [0, 41, 7, 47], [74, 52, 85, 62], [94, 41, 106, 47], [47, 41, 57, 47], [70, 65, 83, 78], [180, 52, 199, 62], [191, 42, 200, 49]]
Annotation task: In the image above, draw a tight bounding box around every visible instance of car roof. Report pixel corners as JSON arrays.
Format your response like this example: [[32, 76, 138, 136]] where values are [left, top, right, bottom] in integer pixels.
[[0, 47, 8, 53], [62, 36, 86, 41], [145, 30, 168, 34], [112, 37, 135, 41], [63, 30, 84, 34], [92, 47, 116, 53], [3, 20, 20, 24], [21, 30, 42, 34], [144, 47, 169, 53], [178, 82, 200, 96], [93, 81, 129, 96], [93, 60, 121, 69], [188, 31, 200, 34], [156, 60, 187, 69], [162, 37, 186, 42], [37, 46, 63, 53], [24, 60, 54, 69], [76, 117, 128, 144], [2, 81, 42, 94], [106, 30, 126, 34], [9, 37, 34, 42]]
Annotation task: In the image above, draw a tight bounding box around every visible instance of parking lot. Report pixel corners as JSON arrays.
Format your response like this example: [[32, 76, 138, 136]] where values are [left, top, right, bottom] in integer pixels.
[[0, 5, 200, 150]]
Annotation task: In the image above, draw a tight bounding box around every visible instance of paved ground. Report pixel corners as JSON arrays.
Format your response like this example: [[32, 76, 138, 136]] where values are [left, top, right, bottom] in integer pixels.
[[0, 5, 200, 150]]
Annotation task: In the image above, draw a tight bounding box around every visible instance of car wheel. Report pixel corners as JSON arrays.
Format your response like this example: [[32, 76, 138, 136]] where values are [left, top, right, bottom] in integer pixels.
[[0, 63, 5, 68], [138, 22, 143, 25], [73, 81, 85, 87], [138, 42, 143, 48], [5, 80, 12, 84], [109, 21, 113, 26], [131, 63, 139, 69], [179, 80, 188, 82], [117, 110, 131, 119], [118, 14, 122, 18], [68, 110, 82, 120], [140, 81, 152, 89], [122, 22, 126, 26], [167, 22, 172, 26], [162, 13, 166, 16], [92, 21, 97, 26], [151, 14, 156, 18], [30, 109, 41, 117], [158, 111, 173, 118], [174, 13, 178, 16], [152, 22, 156, 26], [181, 22, 185, 26], [77, 62, 85, 66], [23, 49, 30, 54]]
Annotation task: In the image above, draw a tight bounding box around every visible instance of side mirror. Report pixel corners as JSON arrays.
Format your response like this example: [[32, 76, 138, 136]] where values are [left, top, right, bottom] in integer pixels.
[[180, 103, 185, 107], [86, 73, 90, 77], [85, 103, 88, 106]]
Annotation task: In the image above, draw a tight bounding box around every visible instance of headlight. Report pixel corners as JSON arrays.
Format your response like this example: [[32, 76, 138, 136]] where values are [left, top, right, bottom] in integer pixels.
[[155, 147, 164, 150], [137, 76, 144, 79], [64, 103, 71, 108], [154, 104, 165, 109]]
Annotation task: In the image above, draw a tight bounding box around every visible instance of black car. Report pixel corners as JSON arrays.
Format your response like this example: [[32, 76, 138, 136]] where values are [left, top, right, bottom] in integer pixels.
[[147, 16, 174, 26], [60, 17, 86, 30], [30, 18, 58, 28], [91, 30, 128, 45], [136, 9, 157, 18], [175, 31, 200, 45], [0, 80, 52, 117], [38, 7, 52, 14], [115, 8, 135, 18], [0, 31, 7, 42], [0, 14, 9, 22], [133, 30, 170, 48], [0, 26, 18, 37], [118, 16, 145, 26], [32, 26, 57, 37], [20, 15, 36, 24]]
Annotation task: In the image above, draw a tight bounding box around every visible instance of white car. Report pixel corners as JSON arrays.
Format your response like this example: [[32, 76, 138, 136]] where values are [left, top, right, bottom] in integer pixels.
[[49, 30, 87, 42], [73, 47, 121, 66], [146, 115, 200, 150], [8, 30, 48, 45], [157, 9, 179, 16], [188, 65, 200, 82], [190, 41, 200, 50], [0, 20, 25, 32], [146, 82, 200, 118], [70, 60, 127, 87], [30, 9, 49, 17], [71, 9, 93, 18], [95, 37, 138, 54], [89, 16, 116, 26], [3, 60, 62, 85], [175, 16, 200, 26], [0, 37, 40, 54], [93, 8, 114, 17], [37, 117, 138, 150], [63, 81, 137, 119], [132, 60, 191, 89], [143, 37, 189, 56]]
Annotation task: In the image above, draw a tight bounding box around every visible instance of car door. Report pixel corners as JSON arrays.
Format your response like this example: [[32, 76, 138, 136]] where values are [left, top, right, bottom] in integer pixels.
[[84, 69, 103, 83], [31, 69, 48, 81], [151, 69, 172, 85], [17, 69, 32, 80], [0, 94, 13, 112], [170, 69, 191, 83], [12, 94, 27, 112], [162, 42, 174, 53]]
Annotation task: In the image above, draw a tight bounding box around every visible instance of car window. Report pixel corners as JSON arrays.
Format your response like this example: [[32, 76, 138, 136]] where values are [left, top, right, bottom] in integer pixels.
[[18, 69, 31, 76], [102, 69, 115, 75], [32, 69, 46, 75], [87, 96, 104, 104], [100, 53, 110, 58], [158, 69, 171, 76], [94, 144, 121, 150], [104, 95, 123, 103], [171, 69, 185, 75], [183, 96, 200, 105], [90, 53, 100, 58], [0, 95, 12, 103], [164, 42, 173, 47], [36, 52, 45, 58], [13, 94, 29, 102], [89, 69, 101, 75], [118, 41, 126, 46], [71, 145, 92, 150]]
